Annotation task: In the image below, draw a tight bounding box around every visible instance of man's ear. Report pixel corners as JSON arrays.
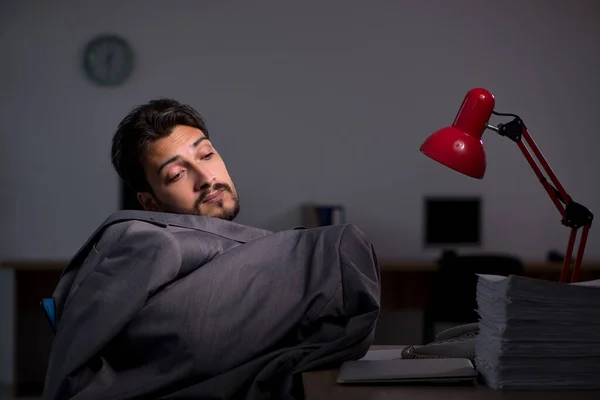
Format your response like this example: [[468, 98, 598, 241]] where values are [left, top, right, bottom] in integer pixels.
[[137, 192, 162, 212]]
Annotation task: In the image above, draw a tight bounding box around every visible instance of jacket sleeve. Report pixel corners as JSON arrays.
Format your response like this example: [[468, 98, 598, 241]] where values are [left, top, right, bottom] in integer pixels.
[[43, 221, 182, 400]]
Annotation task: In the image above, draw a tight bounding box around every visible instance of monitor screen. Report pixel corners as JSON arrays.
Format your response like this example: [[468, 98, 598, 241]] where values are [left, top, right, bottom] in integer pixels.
[[424, 196, 481, 247]]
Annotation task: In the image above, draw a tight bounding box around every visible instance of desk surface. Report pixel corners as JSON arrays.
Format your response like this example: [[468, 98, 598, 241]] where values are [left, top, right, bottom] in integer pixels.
[[302, 346, 600, 400], [380, 260, 600, 272]]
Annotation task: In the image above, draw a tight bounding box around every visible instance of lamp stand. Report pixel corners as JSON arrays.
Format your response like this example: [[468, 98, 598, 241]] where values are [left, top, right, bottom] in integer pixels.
[[486, 115, 593, 283]]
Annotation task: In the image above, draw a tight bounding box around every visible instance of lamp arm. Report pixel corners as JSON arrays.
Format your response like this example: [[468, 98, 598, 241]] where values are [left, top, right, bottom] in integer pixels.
[[486, 115, 594, 283]]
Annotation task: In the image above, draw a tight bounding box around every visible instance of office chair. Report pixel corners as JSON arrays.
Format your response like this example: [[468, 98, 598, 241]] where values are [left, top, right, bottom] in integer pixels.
[[422, 253, 524, 344], [40, 298, 57, 333]]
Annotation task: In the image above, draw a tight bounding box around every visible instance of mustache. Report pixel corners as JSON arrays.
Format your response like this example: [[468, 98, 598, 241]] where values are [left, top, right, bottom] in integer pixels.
[[196, 182, 233, 206]]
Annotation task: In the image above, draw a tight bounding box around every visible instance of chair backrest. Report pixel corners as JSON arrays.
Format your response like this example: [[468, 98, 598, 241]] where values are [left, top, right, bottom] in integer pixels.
[[40, 298, 57, 332]]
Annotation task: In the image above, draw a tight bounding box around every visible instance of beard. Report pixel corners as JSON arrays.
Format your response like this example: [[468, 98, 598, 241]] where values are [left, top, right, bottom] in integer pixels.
[[194, 182, 240, 221], [211, 197, 240, 221], [154, 182, 241, 221]]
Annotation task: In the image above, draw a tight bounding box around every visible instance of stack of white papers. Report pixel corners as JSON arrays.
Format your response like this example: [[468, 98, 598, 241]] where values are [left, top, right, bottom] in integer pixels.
[[475, 274, 600, 389]]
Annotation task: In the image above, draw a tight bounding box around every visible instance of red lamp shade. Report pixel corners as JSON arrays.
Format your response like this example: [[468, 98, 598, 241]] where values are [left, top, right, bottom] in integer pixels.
[[420, 88, 495, 179]]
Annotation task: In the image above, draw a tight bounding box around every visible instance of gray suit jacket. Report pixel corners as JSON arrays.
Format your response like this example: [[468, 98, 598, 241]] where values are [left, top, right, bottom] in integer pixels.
[[43, 210, 381, 400]]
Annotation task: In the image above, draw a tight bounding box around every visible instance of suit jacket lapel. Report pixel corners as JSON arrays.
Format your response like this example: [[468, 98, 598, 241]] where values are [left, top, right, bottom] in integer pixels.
[[156, 211, 272, 243], [60, 210, 272, 280]]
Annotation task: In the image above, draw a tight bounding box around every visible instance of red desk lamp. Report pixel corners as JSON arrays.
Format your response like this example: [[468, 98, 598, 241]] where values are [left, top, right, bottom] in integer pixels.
[[420, 88, 593, 283]]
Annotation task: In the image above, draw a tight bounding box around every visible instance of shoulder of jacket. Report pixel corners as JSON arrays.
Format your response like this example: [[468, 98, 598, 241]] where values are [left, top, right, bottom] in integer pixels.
[[96, 218, 176, 250]]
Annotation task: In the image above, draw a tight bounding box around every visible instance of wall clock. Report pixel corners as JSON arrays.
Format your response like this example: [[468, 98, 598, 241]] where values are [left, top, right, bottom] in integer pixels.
[[83, 34, 134, 86]]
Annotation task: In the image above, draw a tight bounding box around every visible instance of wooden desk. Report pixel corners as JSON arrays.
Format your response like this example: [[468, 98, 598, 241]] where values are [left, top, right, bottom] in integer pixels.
[[379, 260, 600, 310], [3, 260, 600, 397], [303, 369, 600, 400], [302, 346, 600, 400]]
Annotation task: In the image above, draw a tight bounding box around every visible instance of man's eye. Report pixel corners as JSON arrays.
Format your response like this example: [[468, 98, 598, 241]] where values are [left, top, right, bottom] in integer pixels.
[[168, 171, 183, 182], [203, 152, 214, 160]]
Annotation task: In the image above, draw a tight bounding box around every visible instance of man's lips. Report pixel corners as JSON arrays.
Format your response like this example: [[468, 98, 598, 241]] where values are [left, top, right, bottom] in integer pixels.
[[202, 189, 224, 204]]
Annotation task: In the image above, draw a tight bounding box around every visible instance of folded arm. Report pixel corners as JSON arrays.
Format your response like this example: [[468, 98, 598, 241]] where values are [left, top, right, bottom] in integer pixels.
[[43, 221, 182, 400]]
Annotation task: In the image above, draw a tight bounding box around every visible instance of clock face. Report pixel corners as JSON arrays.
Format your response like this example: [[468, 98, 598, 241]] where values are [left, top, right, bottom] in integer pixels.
[[83, 34, 134, 86]]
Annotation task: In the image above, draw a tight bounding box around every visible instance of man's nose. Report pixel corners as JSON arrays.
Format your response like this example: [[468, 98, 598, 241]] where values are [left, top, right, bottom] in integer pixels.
[[190, 164, 215, 191]]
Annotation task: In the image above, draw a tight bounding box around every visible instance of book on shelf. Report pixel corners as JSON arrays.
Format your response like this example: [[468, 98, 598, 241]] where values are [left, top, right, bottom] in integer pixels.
[[302, 204, 345, 228]]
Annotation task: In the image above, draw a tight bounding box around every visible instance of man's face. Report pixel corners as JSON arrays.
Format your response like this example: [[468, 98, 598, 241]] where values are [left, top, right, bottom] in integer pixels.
[[137, 125, 240, 220]]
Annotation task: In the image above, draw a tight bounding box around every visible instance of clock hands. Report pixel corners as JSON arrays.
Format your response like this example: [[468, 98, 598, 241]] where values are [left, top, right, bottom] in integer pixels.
[[105, 45, 114, 80], [84, 34, 133, 86]]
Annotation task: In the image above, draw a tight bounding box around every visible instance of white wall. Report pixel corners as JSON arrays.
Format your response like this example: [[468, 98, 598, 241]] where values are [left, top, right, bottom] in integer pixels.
[[1, 0, 599, 384]]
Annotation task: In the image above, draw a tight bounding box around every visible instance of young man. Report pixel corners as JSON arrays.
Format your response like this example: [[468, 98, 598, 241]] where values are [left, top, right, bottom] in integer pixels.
[[111, 98, 240, 220], [42, 99, 381, 400]]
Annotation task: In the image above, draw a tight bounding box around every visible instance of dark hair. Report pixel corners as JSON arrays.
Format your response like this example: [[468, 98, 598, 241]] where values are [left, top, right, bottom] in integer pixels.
[[111, 98, 209, 192]]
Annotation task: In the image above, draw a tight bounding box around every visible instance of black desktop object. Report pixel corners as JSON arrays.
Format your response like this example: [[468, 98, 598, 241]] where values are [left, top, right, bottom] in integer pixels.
[[422, 196, 483, 343], [424, 196, 482, 259]]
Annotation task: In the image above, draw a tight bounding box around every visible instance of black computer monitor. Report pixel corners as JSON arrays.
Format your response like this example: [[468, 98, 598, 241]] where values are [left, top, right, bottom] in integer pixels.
[[424, 196, 481, 248]]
